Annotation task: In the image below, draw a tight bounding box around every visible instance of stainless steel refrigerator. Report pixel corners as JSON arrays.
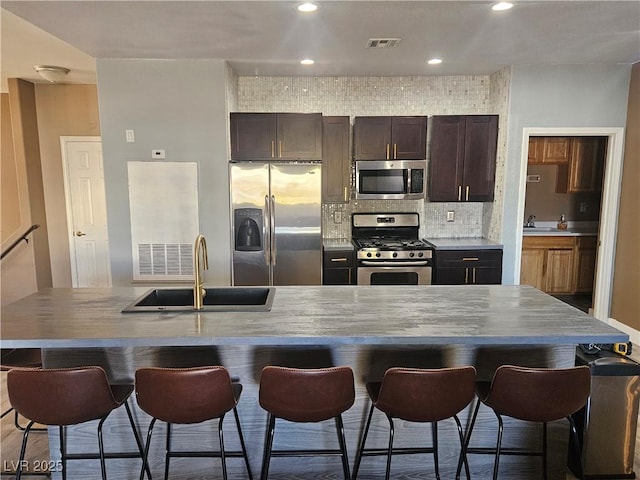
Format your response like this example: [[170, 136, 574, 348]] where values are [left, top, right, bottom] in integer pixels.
[[230, 161, 322, 286]]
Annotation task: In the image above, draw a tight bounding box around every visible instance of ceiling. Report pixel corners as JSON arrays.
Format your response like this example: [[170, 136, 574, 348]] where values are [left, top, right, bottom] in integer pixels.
[[2, 1, 639, 92]]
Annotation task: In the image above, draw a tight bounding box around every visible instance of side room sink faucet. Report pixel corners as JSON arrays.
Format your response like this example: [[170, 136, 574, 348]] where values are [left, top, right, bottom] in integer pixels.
[[525, 215, 536, 227], [194, 234, 209, 310]]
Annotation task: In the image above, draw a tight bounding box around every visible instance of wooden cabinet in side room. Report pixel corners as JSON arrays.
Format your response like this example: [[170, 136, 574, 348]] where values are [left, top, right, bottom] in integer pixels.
[[433, 249, 503, 285], [520, 248, 545, 290], [574, 236, 597, 293], [545, 248, 575, 293], [354, 116, 427, 160], [322, 116, 350, 203], [556, 137, 605, 193], [521, 236, 575, 294], [230, 112, 322, 160], [323, 248, 355, 285], [528, 137, 572, 165], [429, 115, 498, 202]]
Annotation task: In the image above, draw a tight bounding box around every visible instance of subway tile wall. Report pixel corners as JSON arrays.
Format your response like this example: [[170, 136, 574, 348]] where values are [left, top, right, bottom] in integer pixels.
[[234, 72, 510, 241]]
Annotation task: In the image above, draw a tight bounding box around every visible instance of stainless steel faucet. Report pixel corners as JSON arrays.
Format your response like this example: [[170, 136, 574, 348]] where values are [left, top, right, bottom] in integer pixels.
[[193, 234, 208, 310], [525, 215, 536, 227]]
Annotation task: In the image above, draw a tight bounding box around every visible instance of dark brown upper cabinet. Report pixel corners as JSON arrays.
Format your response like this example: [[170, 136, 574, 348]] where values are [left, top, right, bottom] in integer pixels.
[[429, 115, 499, 202], [322, 116, 351, 203], [230, 112, 322, 160], [354, 116, 427, 160]]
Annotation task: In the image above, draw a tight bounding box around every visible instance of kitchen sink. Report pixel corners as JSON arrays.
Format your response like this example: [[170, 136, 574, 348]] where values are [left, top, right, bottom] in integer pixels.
[[122, 287, 275, 313], [522, 227, 556, 232]]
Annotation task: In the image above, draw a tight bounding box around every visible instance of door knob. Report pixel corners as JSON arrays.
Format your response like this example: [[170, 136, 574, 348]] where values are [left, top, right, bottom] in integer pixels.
[[74, 231, 87, 237]]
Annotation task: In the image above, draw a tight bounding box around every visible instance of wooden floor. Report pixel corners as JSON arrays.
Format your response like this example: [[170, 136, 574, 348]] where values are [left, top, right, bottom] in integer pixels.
[[1, 350, 639, 480]]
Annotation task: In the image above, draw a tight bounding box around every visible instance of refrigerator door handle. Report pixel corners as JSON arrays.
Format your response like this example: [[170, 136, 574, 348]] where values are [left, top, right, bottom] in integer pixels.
[[270, 194, 277, 266], [264, 195, 271, 265]]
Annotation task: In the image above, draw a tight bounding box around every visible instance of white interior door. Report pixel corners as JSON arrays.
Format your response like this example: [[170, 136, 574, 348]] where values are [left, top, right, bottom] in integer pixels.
[[61, 137, 112, 287]]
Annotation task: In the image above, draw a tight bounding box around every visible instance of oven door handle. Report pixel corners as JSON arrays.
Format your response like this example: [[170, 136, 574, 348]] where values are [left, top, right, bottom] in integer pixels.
[[360, 260, 430, 267]]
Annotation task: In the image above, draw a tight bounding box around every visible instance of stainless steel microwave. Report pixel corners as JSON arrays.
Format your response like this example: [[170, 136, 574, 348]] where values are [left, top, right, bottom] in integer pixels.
[[355, 160, 426, 200]]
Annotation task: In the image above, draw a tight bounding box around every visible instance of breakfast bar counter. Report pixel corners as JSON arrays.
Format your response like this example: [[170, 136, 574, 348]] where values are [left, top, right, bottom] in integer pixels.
[[0, 285, 628, 479], [0, 285, 626, 348]]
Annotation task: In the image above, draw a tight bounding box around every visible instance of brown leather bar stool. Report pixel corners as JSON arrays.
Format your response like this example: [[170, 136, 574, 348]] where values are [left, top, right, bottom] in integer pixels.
[[353, 366, 477, 480], [258, 366, 355, 480], [460, 365, 591, 480], [6, 366, 149, 480], [135, 366, 252, 480], [1, 348, 44, 431]]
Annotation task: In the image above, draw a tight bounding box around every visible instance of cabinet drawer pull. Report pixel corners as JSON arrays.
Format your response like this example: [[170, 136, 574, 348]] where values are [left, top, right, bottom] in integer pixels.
[[330, 257, 348, 262], [271, 140, 275, 158], [278, 140, 282, 158], [465, 267, 469, 284], [462, 257, 479, 261], [466, 185, 470, 201], [386, 144, 390, 160], [393, 143, 397, 159], [458, 186, 462, 201], [472, 267, 476, 284]]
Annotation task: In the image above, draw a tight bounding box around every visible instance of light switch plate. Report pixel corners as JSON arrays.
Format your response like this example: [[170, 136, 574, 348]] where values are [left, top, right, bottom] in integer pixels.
[[152, 149, 166, 159], [446, 210, 455, 222]]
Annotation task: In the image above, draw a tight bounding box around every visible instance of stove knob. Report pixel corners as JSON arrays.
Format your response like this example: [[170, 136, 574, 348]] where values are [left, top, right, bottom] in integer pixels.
[[392, 252, 398, 258], [375, 252, 381, 258], [409, 252, 415, 258], [418, 252, 424, 257], [366, 252, 372, 258]]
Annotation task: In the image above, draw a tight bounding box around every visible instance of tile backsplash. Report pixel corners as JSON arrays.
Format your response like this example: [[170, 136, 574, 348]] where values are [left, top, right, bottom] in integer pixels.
[[322, 201, 484, 240], [234, 71, 510, 242]]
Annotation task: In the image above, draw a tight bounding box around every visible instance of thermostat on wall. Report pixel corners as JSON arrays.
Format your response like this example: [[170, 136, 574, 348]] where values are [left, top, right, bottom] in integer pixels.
[[527, 174, 541, 183]]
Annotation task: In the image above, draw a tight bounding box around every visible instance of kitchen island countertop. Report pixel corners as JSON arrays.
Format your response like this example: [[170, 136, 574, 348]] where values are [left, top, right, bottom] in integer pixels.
[[0, 285, 626, 348]]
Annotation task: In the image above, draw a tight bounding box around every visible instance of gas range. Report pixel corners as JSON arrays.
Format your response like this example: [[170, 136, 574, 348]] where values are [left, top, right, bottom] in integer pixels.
[[351, 213, 433, 261]]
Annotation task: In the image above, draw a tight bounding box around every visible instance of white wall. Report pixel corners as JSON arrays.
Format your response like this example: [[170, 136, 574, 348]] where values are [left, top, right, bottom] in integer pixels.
[[501, 64, 632, 284], [96, 59, 231, 286]]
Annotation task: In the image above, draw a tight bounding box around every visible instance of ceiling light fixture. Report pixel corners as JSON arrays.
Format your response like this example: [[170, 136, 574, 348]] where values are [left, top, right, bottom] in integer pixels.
[[427, 58, 443, 65], [492, 2, 514, 11], [300, 59, 315, 65], [34, 65, 70, 83], [297, 3, 318, 13]]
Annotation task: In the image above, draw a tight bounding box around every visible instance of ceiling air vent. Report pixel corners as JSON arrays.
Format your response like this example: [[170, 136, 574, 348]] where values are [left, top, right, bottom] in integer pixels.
[[366, 38, 401, 49]]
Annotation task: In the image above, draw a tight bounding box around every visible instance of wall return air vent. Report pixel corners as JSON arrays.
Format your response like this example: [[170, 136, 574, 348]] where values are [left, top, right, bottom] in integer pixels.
[[366, 38, 401, 49]]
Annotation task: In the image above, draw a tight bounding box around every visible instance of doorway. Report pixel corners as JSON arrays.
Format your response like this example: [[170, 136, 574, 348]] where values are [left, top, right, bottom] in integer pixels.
[[516, 127, 625, 322], [60, 136, 112, 287], [522, 136, 606, 312]]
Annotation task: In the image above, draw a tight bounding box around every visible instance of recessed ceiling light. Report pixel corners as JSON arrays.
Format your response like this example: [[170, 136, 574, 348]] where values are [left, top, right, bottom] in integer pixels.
[[297, 3, 318, 13], [300, 59, 315, 65], [492, 2, 514, 11], [427, 58, 443, 65]]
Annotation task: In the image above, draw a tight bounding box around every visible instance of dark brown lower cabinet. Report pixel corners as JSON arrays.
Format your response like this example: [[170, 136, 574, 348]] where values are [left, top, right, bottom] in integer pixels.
[[433, 249, 503, 285], [323, 248, 355, 285]]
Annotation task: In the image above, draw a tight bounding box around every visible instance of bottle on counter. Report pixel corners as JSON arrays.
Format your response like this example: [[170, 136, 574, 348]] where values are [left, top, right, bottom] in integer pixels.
[[557, 214, 568, 230]]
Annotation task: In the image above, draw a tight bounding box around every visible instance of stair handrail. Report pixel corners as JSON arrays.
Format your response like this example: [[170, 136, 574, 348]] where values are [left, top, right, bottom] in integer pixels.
[[1, 224, 40, 260]]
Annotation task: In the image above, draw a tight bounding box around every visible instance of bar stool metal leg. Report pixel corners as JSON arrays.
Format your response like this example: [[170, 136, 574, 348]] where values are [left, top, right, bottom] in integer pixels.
[[260, 414, 276, 480], [352, 402, 375, 479], [385, 415, 395, 480], [432, 422, 440, 480], [97, 415, 109, 480], [217, 416, 228, 480], [15, 420, 36, 480], [164, 423, 172, 480], [139, 417, 158, 480], [493, 411, 504, 480], [233, 406, 253, 479], [335, 415, 351, 480]]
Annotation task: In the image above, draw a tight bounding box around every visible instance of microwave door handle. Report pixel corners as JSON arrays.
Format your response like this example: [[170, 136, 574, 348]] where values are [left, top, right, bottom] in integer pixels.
[[406, 168, 411, 193]]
